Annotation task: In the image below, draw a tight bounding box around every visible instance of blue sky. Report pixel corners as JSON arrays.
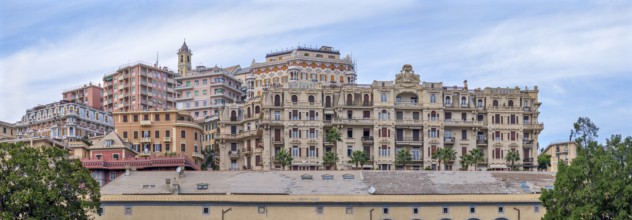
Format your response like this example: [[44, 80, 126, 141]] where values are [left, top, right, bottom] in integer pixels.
[[1, 0, 631, 149]]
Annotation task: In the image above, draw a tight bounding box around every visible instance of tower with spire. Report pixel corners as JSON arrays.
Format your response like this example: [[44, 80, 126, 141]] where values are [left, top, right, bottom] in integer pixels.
[[177, 40, 192, 76]]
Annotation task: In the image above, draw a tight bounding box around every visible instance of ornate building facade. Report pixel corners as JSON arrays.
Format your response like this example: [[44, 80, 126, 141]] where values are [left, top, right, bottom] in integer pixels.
[[217, 64, 543, 171], [13, 100, 114, 142]]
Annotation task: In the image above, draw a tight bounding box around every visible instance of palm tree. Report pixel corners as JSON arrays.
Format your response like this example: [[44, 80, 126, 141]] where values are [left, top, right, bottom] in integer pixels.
[[326, 128, 342, 147], [395, 149, 412, 170], [505, 150, 521, 171], [323, 151, 339, 170], [469, 148, 485, 171], [433, 148, 457, 171], [201, 146, 214, 170], [348, 150, 368, 169], [432, 148, 444, 170], [275, 148, 293, 170], [459, 153, 474, 171]]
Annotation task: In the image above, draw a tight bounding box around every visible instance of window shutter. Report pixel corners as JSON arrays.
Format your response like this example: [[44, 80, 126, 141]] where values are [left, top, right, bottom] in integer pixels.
[[299, 148, 302, 157], [316, 148, 319, 157]]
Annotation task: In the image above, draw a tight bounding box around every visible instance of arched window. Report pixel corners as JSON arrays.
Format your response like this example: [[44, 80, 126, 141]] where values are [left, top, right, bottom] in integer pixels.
[[431, 111, 437, 121], [325, 96, 331, 107], [381, 93, 387, 102], [477, 99, 483, 108], [493, 100, 499, 107], [380, 110, 388, 120], [346, 94, 353, 105], [255, 106, 260, 114], [524, 100, 529, 107], [274, 95, 281, 106], [230, 110, 237, 121], [508, 100, 514, 107], [461, 97, 467, 106], [430, 94, 436, 103], [291, 95, 298, 103], [363, 94, 370, 105], [308, 95, 315, 103], [445, 96, 451, 105]]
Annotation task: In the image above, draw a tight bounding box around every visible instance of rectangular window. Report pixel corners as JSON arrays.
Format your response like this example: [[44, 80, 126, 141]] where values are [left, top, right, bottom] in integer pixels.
[[165, 114, 170, 121], [123, 115, 128, 122], [470, 206, 476, 214], [345, 207, 353, 214], [347, 128, 353, 138], [181, 144, 186, 152], [124, 206, 132, 215], [202, 207, 209, 215], [534, 205, 540, 213], [133, 115, 138, 122], [413, 207, 419, 214], [110, 172, 116, 180], [155, 114, 160, 121], [181, 130, 186, 138], [123, 131, 128, 138], [499, 206, 504, 213], [383, 208, 389, 214], [316, 206, 323, 214], [258, 206, 266, 214], [155, 130, 160, 138], [134, 131, 138, 139], [443, 207, 449, 214]]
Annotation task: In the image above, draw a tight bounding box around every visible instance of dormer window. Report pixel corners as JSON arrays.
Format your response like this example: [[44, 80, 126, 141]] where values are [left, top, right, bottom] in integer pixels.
[[104, 140, 114, 147], [322, 174, 334, 180], [197, 183, 208, 190], [301, 174, 313, 180], [343, 174, 354, 180]]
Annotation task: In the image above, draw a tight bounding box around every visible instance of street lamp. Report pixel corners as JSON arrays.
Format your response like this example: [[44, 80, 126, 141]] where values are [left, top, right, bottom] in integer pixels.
[[222, 208, 232, 220]]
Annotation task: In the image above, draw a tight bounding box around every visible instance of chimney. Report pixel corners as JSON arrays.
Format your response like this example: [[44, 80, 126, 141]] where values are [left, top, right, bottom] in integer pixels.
[[463, 80, 468, 90]]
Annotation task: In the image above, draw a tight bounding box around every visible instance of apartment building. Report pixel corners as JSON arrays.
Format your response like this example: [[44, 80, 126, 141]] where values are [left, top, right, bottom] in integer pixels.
[[102, 62, 178, 112], [94, 171, 553, 220], [62, 82, 104, 110], [234, 45, 356, 100], [541, 141, 578, 172], [13, 100, 114, 142], [0, 121, 15, 140], [217, 64, 543, 171], [174, 65, 244, 120], [112, 110, 205, 167]]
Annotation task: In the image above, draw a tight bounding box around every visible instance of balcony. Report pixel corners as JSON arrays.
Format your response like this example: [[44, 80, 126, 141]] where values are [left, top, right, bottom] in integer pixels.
[[229, 150, 239, 159], [395, 118, 422, 126], [476, 139, 488, 146], [140, 120, 152, 126], [164, 137, 171, 142], [272, 137, 284, 144], [242, 147, 252, 156], [523, 139, 535, 148], [141, 137, 151, 143], [361, 136, 374, 145], [193, 152, 204, 159], [524, 122, 544, 130], [444, 137, 455, 145], [523, 158, 534, 165], [395, 137, 423, 146], [336, 118, 374, 125], [80, 155, 199, 171], [444, 120, 484, 127], [394, 101, 419, 108]]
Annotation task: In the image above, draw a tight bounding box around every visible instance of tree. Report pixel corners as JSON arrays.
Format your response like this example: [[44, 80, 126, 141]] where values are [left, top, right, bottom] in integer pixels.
[[432, 148, 456, 171], [201, 146, 215, 170], [274, 148, 293, 170], [505, 150, 520, 171], [469, 148, 485, 171], [322, 151, 339, 170], [570, 116, 599, 148], [459, 153, 474, 171], [326, 128, 342, 147], [394, 149, 412, 170], [0, 142, 101, 219], [541, 117, 632, 219], [537, 153, 551, 171], [348, 150, 368, 169]]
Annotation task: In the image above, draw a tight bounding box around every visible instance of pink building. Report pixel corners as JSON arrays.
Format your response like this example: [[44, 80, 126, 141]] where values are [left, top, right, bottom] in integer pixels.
[[102, 62, 179, 112], [62, 82, 104, 110]]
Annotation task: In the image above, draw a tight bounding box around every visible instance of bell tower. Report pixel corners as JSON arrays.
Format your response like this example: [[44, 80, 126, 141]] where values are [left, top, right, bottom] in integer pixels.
[[177, 40, 192, 76]]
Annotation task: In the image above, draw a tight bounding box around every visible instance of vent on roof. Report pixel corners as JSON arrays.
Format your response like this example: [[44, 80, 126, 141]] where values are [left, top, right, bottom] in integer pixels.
[[197, 183, 208, 190], [142, 185, 156, 189], [343, 174, 354, 180], [301, 174, 313, 180], [322, 174, 333, 180]]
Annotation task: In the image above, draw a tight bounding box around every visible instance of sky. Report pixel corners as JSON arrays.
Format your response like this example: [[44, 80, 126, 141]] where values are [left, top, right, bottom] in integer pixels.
[[1, 0, 631, 149]]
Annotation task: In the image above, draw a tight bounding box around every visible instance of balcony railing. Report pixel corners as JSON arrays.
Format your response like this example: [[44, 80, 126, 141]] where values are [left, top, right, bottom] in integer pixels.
[[394, 101, 419, 107], [395, 137, 423, 145], [523, 158, 534, 164], [229, 150, 239, 159], [444, 120, 484, 126], [141, 137, 151, 143], [80, 155, 199, 170], [444, 137, 455, 144], [476, 139, 488, 145], [140, 120, 151, 126], [164, 137, 171, 142]]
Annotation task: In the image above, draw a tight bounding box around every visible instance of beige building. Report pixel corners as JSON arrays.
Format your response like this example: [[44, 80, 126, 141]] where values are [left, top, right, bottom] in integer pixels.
[[234, 45, 356, 100], [94, 170, 552, 220], [217, 64, 543, 171], [0, 120, 15, 140], [112, 110, 205, 167], [541, 141, 578, 172], [102, 62, 178, 112]]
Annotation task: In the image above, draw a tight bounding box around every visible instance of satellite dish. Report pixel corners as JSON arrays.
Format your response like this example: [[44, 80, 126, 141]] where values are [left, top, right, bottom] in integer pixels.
[[368, 186, 376, 194], [176, 167, 182, 174]]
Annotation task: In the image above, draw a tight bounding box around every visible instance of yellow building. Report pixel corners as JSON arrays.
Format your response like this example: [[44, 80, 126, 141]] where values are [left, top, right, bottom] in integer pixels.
[[0, 120, 15, 140], [541, 141, 578, 172], [95, 170, 553, 220]]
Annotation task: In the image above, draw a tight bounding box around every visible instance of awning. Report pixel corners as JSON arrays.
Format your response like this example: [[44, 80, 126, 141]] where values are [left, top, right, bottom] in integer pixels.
[[489, 164, 508, 169]]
